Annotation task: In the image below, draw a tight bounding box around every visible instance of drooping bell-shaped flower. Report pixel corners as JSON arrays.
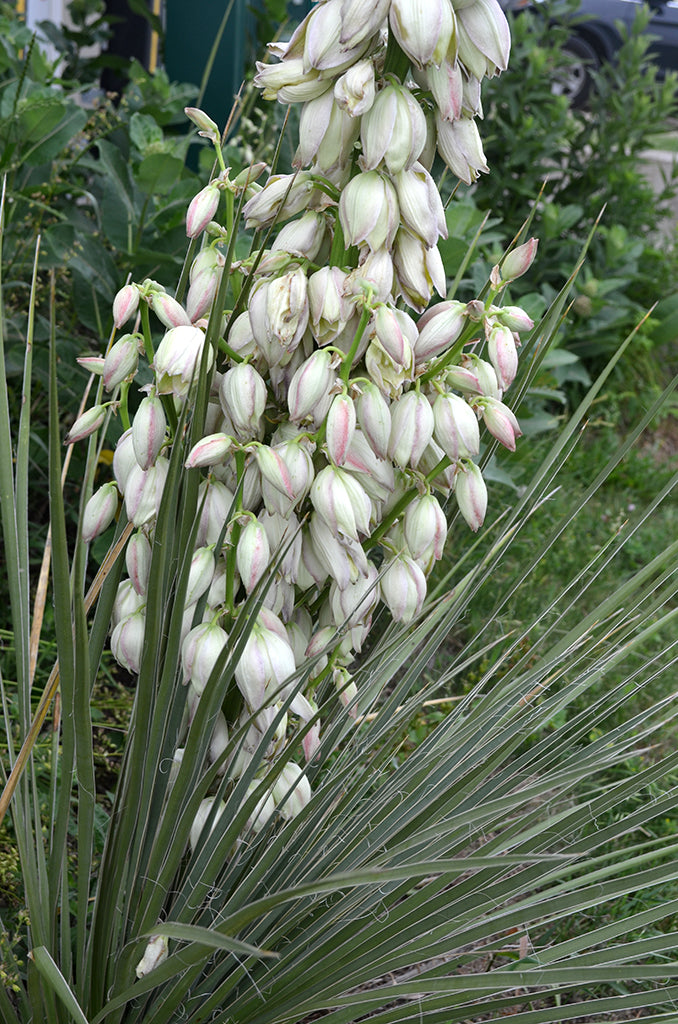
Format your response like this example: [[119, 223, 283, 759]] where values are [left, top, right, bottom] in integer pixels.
[[339, 171, 399, 252], [389, 0, 456, 69], [153, 325, 212, 398], [432, 392, 480, 461], [82, 482, 118, 543], [360, 82, 427, 175], [132, 392, 167, 470], [380, 554, 427, 623], [454, 459, 488, 532]]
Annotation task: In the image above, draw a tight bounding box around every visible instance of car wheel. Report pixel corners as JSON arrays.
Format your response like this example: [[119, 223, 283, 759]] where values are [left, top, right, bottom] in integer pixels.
[[552, 35, 600, 107]]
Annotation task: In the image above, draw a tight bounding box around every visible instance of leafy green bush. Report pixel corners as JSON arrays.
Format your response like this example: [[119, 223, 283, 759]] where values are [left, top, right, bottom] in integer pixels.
[[472, 0, 678, 384]]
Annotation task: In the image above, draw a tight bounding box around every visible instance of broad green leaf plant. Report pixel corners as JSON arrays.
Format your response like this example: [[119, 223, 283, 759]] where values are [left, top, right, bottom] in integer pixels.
[[2, 0, 678, 1021]]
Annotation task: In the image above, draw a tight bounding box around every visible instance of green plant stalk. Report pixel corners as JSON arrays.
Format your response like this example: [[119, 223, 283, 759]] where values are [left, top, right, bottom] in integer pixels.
[[340, 306, 371, 384]]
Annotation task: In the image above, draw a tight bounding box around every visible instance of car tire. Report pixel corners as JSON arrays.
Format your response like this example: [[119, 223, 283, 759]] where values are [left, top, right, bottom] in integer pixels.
[[552, 35, 600, 107]]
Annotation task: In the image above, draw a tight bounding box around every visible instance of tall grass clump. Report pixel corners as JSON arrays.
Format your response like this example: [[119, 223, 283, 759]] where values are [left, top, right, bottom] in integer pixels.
[[1, 1, 678, 1022]]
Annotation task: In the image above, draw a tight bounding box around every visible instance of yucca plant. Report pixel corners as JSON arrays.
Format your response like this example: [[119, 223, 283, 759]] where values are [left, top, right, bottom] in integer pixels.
[[1, 0, 678, 1021]]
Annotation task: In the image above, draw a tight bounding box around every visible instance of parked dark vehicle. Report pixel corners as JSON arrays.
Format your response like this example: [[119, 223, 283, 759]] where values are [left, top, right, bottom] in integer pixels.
[[501, 0, 678, 104]]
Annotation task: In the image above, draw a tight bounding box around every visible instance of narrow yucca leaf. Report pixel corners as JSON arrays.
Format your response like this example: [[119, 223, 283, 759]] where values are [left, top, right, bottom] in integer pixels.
[[29, 947, 91, 1024]]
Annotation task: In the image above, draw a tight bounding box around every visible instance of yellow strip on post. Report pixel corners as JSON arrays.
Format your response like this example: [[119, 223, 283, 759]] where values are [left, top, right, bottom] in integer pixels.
[[148, 0, 161, 72]]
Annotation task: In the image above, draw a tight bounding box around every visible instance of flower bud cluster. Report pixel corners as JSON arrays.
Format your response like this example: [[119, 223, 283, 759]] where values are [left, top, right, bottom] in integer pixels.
[[70, 0, 535, 855]]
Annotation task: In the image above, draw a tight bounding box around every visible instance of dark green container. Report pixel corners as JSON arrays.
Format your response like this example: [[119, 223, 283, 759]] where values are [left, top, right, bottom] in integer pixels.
[[163, 0, 314, 129]]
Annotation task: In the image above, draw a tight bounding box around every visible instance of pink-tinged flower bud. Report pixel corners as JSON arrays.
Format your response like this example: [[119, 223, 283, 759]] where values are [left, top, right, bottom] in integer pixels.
[[392, 163, 447, 248], [326, 392, 356, 466], [111, 579, 145, 628], [339, 171, 399, 252], [310, 465, 372, 540], [189, 796, 226, 853], [113, 283, 140, 330], [491, 304, 534, 333], [288, 349, 337, 424], [242, 171, 315, 230], [103, 334, 140, 391], [381, 555, 427, 623], [82, 482, 118, 542], [372, 304, 418, 367], [185, 545, 216, 607], [340, 0, 390, 46], [273, 211, 326, 260], [77, 355, 105, 375], [308, 266, 352, 346], [457, 0, 511, 73], [153, 325, 211, 398], [235, 619, 296, 711], [455, 460, 487, 532], [124, 458, 168, 527], [237, 518, 271, 594], [182, 619, 229, 693], [126, 530, 152, 596], [462, 353, 502, 399], [256, 445, 296, 504], [389, 0, 455, 68], [498, 238, 539, 284], [135, 935, 168, 980], [65, 404, 108, 445], [356, 382, 392, 460], [308, 514, 369, 589], [388, 390, 434, 469], [184, 107, 220, 136], [476, 396, 522, 451], [149, 290, 192, 330], [186, 182, 221, 238], [404, 492, 447, 563], [186, 267, 220, 322], [132, 393, 167, 471], [393, 228, 446, 313], [445, 364, 481, 395], [436, 114, 489, 185], [197, 479, 235, 546], [433, 392, 480, 460], [334, 58, 376, 116], [113, 428, 137, 493], [189, 247, 221, 283], [272, 762, 312, 821], [219, 363, 267, 440], [361, 83, 428, 175], [110, 610, 146, 674], [343, 430, 395, 504], [415, 300, 466, 364], [487, 323, 518, 390]]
